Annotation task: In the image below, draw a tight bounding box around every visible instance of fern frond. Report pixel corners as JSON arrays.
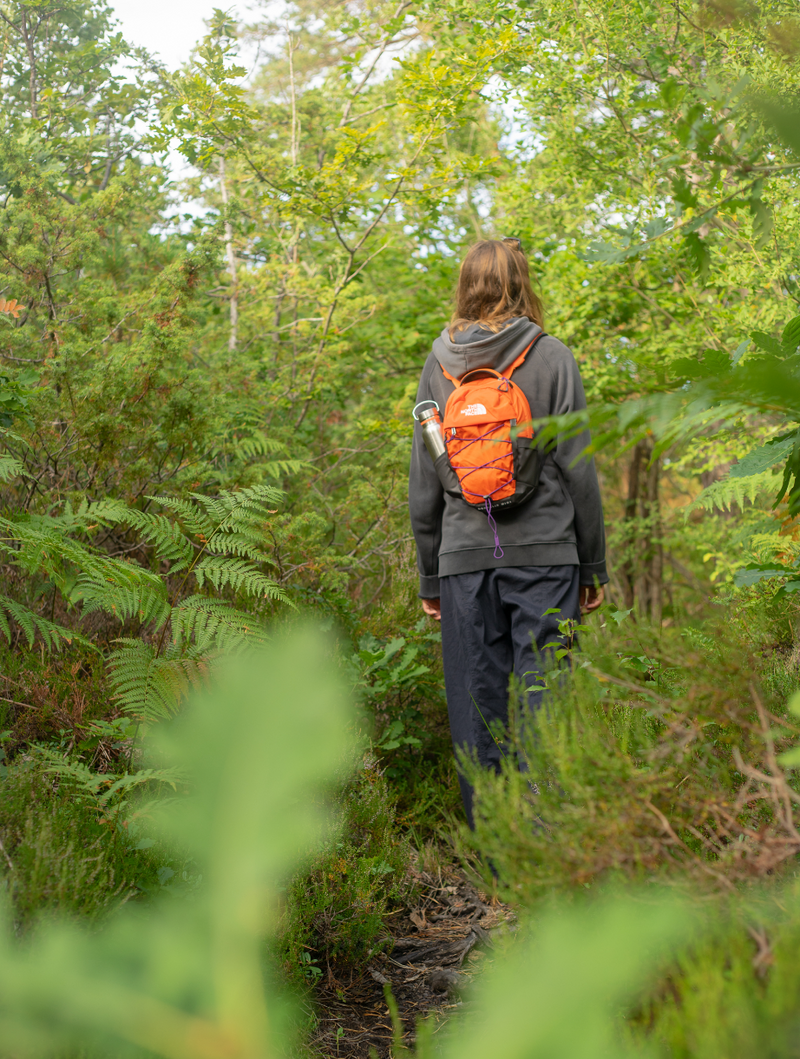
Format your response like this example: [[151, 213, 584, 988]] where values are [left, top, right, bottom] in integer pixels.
[[33, 747, 185, 808], [107, 641, 201, 724], [192, 484, 284, 532], [254, 458, 305, 478], [171, 596, 269, 653], [94, 767, 186, 806], [211, 431, 306, 475], [0, 517, 140, 589], [688, 471, 776, 514], [229, 431, 287, 458], [147, 495, 215, 539], [90, 499, 194, 565], [33, 749, 111, 796], [201, 526, 275, 562], [0, 595, 87, 650], [77, 574, 171, 627], [193, 555, 288, 602], [0, 454, 23, 482]]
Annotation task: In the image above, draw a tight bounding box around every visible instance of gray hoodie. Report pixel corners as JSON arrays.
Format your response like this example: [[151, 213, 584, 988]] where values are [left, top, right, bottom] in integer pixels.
[[409, 318, 608, 598]]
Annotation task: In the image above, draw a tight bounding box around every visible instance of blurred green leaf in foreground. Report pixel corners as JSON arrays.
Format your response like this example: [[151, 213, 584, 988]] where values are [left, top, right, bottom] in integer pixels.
[[0, 626, 692, 1058], [430, 898, 691, 1059]]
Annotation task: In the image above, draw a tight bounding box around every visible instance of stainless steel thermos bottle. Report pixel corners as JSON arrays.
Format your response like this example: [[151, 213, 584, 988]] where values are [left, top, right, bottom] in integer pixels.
[[412, 401, 446, 461]]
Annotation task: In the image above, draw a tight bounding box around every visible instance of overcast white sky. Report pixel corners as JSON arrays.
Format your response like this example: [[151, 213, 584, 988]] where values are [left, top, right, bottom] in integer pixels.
[[109, 0, 241, 70]]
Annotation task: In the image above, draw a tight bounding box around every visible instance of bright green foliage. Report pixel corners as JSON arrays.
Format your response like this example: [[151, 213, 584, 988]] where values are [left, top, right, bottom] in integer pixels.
[[630, 882, 800, 1059], [0, 627, 352, 1057], [0, 474, 290, 723]]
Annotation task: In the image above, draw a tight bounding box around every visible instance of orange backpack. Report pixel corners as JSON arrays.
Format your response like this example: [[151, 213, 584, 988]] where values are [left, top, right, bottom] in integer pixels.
[[432, 334, 544, 556], [440, 334, 545, 512]]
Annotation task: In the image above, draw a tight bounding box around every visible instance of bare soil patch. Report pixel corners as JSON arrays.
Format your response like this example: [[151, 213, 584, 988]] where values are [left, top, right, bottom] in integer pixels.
[[310, 864, 514, 1057]]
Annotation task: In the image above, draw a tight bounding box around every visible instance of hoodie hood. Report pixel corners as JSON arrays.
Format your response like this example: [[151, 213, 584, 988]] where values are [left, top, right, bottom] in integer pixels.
[[432, 317, 542, 380]]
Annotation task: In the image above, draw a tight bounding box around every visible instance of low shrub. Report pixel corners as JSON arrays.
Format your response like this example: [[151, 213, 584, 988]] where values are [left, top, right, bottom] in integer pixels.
[[277, 756, 412, 985], [466, 616, 800, 901], [0, 759, 164, 928]]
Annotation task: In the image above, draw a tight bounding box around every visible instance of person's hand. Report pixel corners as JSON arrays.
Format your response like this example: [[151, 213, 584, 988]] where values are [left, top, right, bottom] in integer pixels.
[[580, 585, 605, 615], [421, 597, 441, 621]]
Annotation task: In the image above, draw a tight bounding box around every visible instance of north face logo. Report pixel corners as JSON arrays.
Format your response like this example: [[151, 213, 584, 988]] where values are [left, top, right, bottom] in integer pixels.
[[460, 403, 487, 416]]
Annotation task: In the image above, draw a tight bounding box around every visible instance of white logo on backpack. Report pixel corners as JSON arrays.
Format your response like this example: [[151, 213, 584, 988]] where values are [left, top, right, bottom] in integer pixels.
[[460, 403, 487, 416]]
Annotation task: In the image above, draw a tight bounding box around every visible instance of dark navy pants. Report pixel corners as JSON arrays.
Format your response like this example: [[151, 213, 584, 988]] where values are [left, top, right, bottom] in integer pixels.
[[439, 565, 581, 828]]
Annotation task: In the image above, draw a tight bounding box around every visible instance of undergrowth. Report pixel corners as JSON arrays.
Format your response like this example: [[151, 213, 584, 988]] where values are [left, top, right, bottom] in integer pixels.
[[277, 758, 413, 987], [0, 760, 164, 928], [465, 604, 800, 901], [629, 878, 800, 1058], [456, 588, 800, 1059]]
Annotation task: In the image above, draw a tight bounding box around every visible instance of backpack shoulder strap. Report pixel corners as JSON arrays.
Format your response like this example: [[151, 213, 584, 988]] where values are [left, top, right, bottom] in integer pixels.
[[439, 330, 547, 386], [505, 330, 547, 377]]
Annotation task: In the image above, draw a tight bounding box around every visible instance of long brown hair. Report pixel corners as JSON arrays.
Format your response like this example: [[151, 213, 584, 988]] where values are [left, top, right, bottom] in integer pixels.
[[450, 238, 544, 336]]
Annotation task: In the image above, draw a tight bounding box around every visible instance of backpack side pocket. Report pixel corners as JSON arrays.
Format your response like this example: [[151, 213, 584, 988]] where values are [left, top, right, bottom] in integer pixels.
[[433, 450, 463, 499], [514, 435, 542, 492]]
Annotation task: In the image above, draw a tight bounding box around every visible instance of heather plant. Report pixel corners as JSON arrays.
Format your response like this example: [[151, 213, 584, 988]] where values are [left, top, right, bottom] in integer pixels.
[[465, 615, 800, 901]]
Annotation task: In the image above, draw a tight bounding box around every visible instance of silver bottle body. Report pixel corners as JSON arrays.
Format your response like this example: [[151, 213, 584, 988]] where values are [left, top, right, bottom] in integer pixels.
[[419, 408, 446, 461]]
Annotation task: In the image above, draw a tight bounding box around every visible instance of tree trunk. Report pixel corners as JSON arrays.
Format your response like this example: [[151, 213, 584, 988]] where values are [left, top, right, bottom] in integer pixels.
[[619, 439, 663, 626], [218, 156, 238, 354], [645, 454, 663, 627], [620, 442, 644, 610]]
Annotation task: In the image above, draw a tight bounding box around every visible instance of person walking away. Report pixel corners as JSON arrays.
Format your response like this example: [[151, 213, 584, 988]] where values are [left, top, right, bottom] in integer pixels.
[[408, 238, 608, 828]]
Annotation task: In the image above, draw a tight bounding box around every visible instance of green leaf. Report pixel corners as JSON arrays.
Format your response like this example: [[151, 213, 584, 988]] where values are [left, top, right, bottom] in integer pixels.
[[729, 434, 798, 478], [758, 99, 800, 155], [782, 316, 800, 356], [684, 232, 710, 281], [750, 331, 784, 357], [733, 564, 790, 587], [749, 198, 773, 250]]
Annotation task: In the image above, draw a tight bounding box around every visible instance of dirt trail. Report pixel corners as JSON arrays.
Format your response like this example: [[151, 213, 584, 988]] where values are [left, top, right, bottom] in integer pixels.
[[311, 864, 514, 1057]]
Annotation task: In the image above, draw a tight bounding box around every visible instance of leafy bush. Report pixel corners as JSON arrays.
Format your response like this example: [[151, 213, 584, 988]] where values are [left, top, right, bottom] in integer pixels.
[[354, 559, 462, 837], [354, 621, 460, 828]]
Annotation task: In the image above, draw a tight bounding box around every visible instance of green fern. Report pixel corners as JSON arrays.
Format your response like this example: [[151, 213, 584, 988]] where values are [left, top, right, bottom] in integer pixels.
[[187, 484, 284, 533], [193, 555, 288, 601], [76, 575, 171, 627], [210, 429, 307, 477], [0, 454, 23, 482], [34, 746, 184, 815], [0, 595, 87, 650], [90, 499, 195, 567], [147, 495, 215, 540], [170, 595, 269, 653], [107, 640, 204, 724], [0, 482, 292, 721], [688, 471, 776, 514]]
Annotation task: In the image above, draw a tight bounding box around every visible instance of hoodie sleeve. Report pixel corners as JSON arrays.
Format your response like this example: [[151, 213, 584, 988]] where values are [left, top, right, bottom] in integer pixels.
[[547, 343, 609, 586], [408, 358, 445, 598]]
